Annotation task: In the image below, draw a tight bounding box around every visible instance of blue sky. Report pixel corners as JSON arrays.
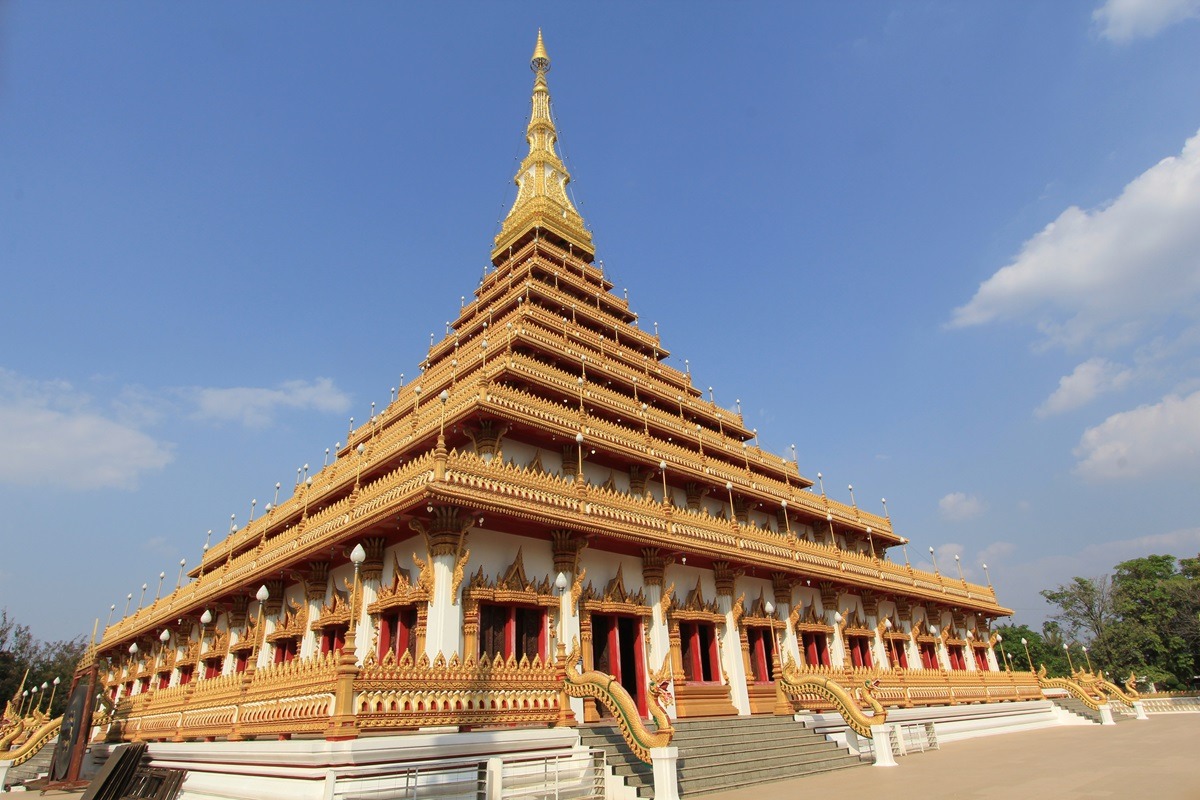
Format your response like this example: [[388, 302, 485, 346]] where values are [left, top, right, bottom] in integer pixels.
[[2, 2, 1199, 643]]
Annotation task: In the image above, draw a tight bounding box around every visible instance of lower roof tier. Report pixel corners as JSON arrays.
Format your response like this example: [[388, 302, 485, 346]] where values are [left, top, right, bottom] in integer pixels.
[[108, 445, 1009, 653]]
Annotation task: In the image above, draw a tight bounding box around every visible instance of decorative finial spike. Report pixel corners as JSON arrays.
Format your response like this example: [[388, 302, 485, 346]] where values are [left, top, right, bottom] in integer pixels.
[[532, 29, 550, 72]]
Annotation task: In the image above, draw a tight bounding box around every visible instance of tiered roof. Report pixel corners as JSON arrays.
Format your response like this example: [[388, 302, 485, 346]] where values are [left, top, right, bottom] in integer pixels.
[[99, 32, 1008, 655]]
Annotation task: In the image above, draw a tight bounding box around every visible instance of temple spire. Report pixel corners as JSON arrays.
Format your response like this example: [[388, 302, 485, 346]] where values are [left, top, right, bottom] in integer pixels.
[[492, 30, 594, 264]]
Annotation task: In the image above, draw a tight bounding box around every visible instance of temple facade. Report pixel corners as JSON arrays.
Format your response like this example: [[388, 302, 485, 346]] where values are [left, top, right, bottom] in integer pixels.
[[86, 32, 1025, 748]]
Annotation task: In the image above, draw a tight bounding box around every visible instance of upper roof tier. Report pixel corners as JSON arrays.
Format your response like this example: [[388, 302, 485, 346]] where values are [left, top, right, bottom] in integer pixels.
[[492, 31, 595, 264]]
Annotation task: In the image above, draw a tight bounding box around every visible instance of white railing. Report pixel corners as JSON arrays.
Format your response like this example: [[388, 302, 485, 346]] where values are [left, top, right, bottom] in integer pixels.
[[330, 749, 606, 800]]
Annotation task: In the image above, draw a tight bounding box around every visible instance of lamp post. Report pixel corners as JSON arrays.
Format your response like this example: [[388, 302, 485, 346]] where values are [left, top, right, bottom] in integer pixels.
[[996, 634, 1009, 671], [1081, 645, 1094, 674], [438, 389, 449, 439], [929, 547, 939, 575], [349, 543, 367, 635], [20, 690, 29, 717], [106, 603, 116, 629], [137, 583, 148, 612], [575, 433, 584, 481], [158, 629, 171, 670], [48, 676, 60, 714], [1021, 637, 1034, 672], [1063, 642, 1076, 674], [30, 685, 39, 713], [884, 618, 899, 668], [764, 600, 782, 677], [954, 554, 965, 584], [780, 499, 792, 535], [155, 571, 166, 603], [659, 460, 668, 504], [555, 571, 570, 647], [176, 558, 187, 589], [982, 562, 993, 588], [123, 593, 133, 618], [199, 609, 213, 678], [250, 585, 270, 666]]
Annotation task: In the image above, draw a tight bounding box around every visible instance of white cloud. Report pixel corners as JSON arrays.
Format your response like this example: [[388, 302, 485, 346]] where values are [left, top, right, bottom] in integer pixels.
[[1094, 0, 1200, 41], [191, 378, 352, 427], [1036, 357, 1134, 418], [0, 369, 173, 490], [950, 128, 1200, 350], [1073, 389, 1200, 479], [938, 492, 986, 521]]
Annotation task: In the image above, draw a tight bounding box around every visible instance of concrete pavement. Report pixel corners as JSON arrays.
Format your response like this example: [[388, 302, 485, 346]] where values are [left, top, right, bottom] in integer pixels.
[[701, 713, 1200, 800]]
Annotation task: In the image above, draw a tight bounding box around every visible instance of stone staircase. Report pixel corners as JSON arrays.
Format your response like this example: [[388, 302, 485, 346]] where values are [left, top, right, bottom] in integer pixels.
[[2, 735, 58, 789], [1048, 696, 1137, 724], [578, 715, 862, 797], [1050, 695, 1103, 723]]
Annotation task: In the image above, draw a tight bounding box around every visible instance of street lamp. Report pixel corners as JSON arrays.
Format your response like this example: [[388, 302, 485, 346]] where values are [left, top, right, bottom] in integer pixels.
[[996, 634, 1010, 671], [764, 600, 782, 678], [1063, 642, 1076, 674], [250, 585, 270, 665], [1081, 645, 1094, 674], [929, 547, 939, 575], [349, 543, 367, 635], [555, 571, 570, 645], [1021, 637, 1034, 672], [48, 677, 60, 713]]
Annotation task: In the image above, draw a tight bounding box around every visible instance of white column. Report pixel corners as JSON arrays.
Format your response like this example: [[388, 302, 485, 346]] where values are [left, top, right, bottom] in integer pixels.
[[424, 551, 463, 660]]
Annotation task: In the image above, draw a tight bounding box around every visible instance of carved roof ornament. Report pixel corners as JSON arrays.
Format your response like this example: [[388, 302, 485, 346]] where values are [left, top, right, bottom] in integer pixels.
[[492, 30, 595, 264], [369, 552, 428, 614], [267, 598, 308, 643], [580, 565, 647, 615]]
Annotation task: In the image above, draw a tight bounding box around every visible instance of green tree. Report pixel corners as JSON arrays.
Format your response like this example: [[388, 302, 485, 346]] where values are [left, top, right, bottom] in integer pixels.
[[0, 609, 87, 719], [1039, 554, 1200, 690], [995, 622, 1069, 676]]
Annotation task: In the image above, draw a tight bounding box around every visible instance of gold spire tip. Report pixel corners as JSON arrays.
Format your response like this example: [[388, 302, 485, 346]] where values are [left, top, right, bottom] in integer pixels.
[[532, 29, 550, 72]]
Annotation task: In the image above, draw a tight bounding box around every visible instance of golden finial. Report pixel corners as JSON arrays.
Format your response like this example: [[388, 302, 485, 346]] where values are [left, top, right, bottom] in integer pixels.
[[492, 30, 594, 264], [532, 29, 550, 72]]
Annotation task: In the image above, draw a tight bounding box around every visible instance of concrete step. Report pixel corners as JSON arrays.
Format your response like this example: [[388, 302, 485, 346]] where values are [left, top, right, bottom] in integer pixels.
[[1050, 697, 1102, 724], [579, 715, 863, 797]]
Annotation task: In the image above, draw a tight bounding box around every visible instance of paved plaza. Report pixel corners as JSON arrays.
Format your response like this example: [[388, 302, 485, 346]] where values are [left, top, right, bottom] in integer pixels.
[[704, 714, 1200, 800], [29, 714, 1200, 799]]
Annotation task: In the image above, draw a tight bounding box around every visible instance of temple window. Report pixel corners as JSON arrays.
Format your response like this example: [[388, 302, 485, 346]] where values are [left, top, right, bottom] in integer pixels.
[[883, 637, 908, 669], [203, 657, 223, 679], [379, 608, 418, 661], [801, 630, 831, 667], [479, 603, 545, 661], [319, 626, 347, 655], [845, 634, 874, 668], [973, 645, 990, 671], [679, 621, 720, 682], [138, 676, 150, 694], [745, 626, 776, 682], [274, 637, 301, 663], [947, 644, 967, 670], [918, 641, 939, 669], [156, 671, 171, 690], [178, 665, 194, 685], [234, 651, 249, 674]]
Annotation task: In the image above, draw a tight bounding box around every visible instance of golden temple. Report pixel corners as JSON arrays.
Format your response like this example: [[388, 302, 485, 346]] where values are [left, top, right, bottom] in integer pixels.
[[12, 31, 1128, 799]]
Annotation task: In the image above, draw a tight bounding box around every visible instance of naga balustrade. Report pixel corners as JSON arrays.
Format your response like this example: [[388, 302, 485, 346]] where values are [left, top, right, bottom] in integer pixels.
[[778, 664, 1042, 713], [103, 648, 562, 743], [355, 650, 561, 730]]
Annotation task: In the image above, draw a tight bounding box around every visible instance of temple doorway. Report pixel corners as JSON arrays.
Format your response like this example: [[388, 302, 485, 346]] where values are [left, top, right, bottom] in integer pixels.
[[590, 613, 647, 716]]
